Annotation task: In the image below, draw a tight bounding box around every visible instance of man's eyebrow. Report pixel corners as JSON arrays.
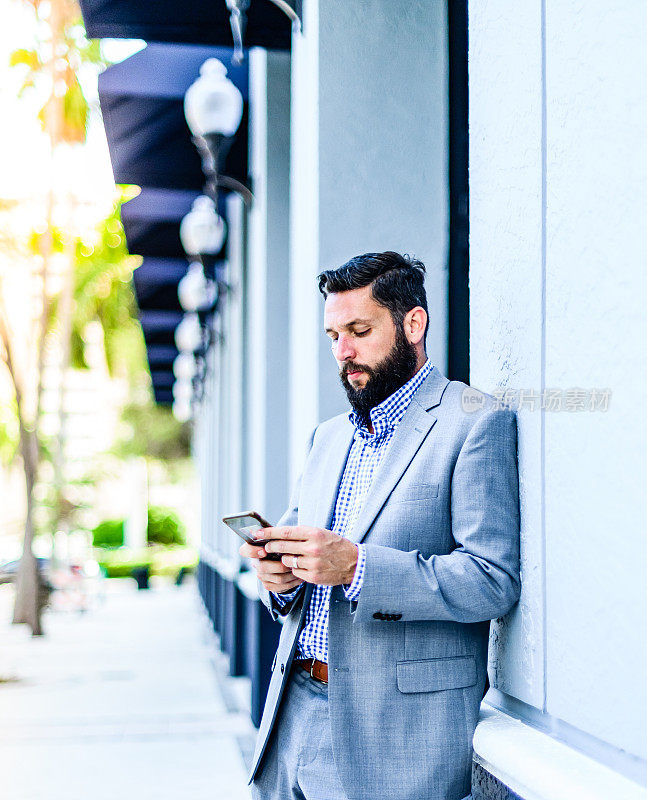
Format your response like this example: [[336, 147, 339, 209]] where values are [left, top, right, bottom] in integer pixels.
[[324, 318, 373, 333]]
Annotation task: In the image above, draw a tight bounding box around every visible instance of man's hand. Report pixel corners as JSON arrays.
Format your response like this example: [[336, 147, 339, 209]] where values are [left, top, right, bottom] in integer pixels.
[[239, 541, 304, 594], [259, 526, 359, 586]]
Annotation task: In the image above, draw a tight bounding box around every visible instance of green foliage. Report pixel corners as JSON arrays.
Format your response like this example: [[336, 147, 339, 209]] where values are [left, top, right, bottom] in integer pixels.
[[96, 545, 197, 579], [147, 506, 186, 546], [91, 507, 186, 549], [9, 47, 41, 71], [62, 76, 88, 141], [0, 399, 20, 465], [113, 401, 191, 462], [28, 226, 65, 255], [72, 194, 145, 379], [9, 5, 109, 146], [92, 519, 125, 548]]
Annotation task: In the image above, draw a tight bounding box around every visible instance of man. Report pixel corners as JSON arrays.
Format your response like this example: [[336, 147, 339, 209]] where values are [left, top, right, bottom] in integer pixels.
[[240, 252, 521, 800]]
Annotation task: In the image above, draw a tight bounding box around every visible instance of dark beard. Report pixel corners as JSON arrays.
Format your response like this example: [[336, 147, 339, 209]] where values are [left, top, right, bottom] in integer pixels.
[[340, 325, 419, 429]]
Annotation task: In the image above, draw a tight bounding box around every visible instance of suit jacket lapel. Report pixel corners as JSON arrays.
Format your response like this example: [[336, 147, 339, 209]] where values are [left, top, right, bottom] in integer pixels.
[[312, 419, 355, 529], [346, 366, 449, 545]]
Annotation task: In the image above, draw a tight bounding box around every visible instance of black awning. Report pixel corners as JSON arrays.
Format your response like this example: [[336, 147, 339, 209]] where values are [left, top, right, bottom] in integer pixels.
[[133, 257, 189, 312], [147, 343, 180, 368], [152, 386, 174, 405], [150, 370, 175, 389], [122, 189, 197, 258], [80, 0, 292, 50], [121, 188, 228, 260], [98, 43, 248, 191], [139, 309, 183, 404], [139, 309, 183, 345]]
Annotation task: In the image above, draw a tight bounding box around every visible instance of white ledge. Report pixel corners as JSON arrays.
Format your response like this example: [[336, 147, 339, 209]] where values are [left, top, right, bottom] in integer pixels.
[[474, 704, 647, 800], [237, 570, 260, 600]]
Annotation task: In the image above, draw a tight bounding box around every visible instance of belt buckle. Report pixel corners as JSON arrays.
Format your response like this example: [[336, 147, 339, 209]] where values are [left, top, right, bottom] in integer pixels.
[[308, 659, 317, 680]]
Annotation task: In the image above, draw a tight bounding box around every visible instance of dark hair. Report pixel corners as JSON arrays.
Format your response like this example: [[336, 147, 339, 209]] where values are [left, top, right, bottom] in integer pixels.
[[317, 251, 429, 342]]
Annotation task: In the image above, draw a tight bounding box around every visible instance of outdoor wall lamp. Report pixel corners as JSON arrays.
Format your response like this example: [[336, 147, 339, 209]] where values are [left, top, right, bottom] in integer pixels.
[[172, 308, 219, 418], [172, 377, 193, 403], [180, 195, 226, 258], [172, 397, 192, 423], [174, 313, 203, 354], [184, 59, 252, 204], [178, 261, 219, 314], [173, 351, 197, 382]]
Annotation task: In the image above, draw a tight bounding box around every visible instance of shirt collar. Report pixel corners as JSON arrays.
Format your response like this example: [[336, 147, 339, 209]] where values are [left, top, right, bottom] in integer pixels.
[[348, 358, 433, 440]]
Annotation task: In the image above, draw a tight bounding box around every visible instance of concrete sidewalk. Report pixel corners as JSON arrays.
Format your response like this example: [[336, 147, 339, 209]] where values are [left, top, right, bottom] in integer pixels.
[[0, 577, 254, 800]]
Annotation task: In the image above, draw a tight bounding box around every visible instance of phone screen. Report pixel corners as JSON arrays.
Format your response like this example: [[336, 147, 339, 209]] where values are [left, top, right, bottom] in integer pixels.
[[224, 513, 268, 543], [222, 512, 282, 560]]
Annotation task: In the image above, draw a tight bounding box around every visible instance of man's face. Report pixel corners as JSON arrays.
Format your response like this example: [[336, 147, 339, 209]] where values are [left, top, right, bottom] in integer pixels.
[[324, 286, 418, 424]]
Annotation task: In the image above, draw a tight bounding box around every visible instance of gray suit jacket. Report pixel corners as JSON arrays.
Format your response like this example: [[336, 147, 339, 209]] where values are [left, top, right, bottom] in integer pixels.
[[249, 366, 521, 800]]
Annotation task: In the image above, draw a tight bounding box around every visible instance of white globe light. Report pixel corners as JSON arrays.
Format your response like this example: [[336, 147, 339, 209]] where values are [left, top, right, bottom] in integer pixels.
[[172, 398, 192, 423], [178, 261, 218, 312], [184, 58, 244, 138], [172, 378, 193, 403], [179, 196, 226, 257], [173, 351, 197, 381], [177, 261, 218, 311], [174, 313, 202, 353]]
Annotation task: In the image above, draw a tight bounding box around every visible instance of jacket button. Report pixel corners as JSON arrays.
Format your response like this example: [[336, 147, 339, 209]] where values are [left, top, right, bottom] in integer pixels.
[[393, 613, 402, 621], [373, 612, 383, 620], [280, 663, 285, 674]]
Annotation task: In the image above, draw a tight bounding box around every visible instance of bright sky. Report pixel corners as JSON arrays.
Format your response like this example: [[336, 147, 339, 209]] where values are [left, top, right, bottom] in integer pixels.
[[0, 0, 144, 224], [0, 0, 145, 409]]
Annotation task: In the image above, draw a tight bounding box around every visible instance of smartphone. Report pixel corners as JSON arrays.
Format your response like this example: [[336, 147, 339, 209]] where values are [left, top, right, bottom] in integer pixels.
[[222, 511, 282, 561]]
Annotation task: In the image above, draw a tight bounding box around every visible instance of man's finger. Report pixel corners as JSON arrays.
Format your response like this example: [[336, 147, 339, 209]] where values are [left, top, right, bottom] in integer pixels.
[[256, 526, 308, 541], [261, 580, 303, 593], [289, 568, 314, 583], [264, 539, 310, 555], [254, 559, 293, 575], [281, 555, 314, 570], [239, 542, 265, 559], [261, 572, 302, 588]]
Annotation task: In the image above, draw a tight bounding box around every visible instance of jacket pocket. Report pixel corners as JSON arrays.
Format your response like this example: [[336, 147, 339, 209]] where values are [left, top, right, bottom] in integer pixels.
[[396, 655, 477, 693], [393, 482, 439, 502]]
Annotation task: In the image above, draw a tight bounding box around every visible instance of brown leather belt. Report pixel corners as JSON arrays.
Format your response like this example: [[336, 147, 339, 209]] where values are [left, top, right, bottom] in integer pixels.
[[294, 658, 328, 684]]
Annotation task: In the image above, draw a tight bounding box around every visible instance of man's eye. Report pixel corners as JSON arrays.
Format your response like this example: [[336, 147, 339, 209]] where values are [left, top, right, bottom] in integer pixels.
[[355, 330, 370, 337]]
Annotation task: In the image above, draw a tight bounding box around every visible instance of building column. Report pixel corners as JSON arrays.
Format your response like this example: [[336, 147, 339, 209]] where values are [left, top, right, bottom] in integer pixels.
[[245, 48, 291, 526], [288, 0, 450, 481]]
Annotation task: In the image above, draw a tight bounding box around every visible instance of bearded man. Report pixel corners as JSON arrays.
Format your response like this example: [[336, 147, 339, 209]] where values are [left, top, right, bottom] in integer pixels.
[[239, 251, 521, 800]]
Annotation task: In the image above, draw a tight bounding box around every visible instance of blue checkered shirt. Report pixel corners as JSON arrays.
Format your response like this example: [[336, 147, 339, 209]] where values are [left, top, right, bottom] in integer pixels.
[[272, 359, 433, 663]]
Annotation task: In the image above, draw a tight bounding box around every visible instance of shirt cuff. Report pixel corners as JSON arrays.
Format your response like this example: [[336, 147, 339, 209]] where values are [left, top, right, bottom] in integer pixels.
[[343, 543, 365, 601], [271, 586, 302, 607]]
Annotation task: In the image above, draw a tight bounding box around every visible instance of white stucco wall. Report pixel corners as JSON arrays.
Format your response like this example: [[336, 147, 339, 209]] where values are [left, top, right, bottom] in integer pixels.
[[470, 0, 647, 784], [543, 2, 647, 762], [247, 48, 291, 526], [289, 0, 449, 483], [469, 0, 545, 712]]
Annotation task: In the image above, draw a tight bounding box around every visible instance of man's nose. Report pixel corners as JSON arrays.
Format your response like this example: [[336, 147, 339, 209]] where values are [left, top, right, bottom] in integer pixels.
[[336, 334, 356, 361]]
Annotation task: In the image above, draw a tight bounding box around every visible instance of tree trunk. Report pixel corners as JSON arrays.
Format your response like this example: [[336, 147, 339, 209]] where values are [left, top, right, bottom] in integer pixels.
[[12, 428, 45, 635]]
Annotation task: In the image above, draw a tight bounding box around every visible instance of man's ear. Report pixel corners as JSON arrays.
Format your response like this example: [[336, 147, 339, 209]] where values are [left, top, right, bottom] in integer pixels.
[[404, 306, 427, 346]]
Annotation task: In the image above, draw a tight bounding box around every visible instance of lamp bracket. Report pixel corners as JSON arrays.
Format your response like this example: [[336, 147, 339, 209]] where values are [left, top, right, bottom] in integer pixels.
[[267, 0, 302, 32], [225, 0, 302, 61]]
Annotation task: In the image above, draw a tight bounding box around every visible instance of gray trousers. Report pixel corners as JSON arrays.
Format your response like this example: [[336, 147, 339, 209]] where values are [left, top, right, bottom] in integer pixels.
[[251, 665, 348, 800]]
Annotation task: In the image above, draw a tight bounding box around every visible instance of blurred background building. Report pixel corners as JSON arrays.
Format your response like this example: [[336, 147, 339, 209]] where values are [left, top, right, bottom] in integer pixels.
[[2, 1, 645, 798]]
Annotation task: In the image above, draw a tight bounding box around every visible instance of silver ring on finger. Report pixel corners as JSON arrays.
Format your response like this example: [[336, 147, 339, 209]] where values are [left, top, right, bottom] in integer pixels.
[[292, 555, 299, 570]]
